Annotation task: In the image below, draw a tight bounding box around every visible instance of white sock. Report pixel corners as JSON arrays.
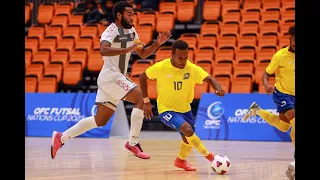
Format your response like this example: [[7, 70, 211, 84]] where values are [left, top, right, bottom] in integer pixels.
[[61, 116, 98, 143], [129, 108, 144, 146]]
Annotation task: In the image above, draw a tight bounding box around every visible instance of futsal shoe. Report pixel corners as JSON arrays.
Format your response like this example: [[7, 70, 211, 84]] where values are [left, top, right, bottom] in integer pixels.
[[174, 157, 196, 171], [205, 152, 215, 162], [243, 102, 261, 121], [51, 131, 64, 159], [125, 141, 150, 159], [285, 161, 295, 180]]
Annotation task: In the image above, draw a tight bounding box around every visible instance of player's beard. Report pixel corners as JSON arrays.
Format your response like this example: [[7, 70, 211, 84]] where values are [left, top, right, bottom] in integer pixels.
[[121, 16, 132, 29]]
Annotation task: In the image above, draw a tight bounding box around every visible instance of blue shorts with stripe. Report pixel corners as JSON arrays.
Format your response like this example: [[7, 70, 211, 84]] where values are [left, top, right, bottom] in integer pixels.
[[158, 111, 195, 135]]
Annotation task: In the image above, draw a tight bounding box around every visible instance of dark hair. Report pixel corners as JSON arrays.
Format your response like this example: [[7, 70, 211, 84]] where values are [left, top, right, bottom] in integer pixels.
[[112, 1, 133, 20], [172, 40, 189, 54], [289, 25, 295, 36]]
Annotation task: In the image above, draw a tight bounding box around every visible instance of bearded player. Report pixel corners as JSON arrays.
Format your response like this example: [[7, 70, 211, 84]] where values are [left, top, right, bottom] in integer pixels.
[[139, 40, 226, 171], [50, 1, 171, 160], [243, 25, 295, 179]]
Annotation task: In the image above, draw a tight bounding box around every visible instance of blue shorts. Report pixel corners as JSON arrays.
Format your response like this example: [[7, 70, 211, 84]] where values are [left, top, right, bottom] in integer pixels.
[[272, 88, 295, 113], [158, 111, 195, 135]]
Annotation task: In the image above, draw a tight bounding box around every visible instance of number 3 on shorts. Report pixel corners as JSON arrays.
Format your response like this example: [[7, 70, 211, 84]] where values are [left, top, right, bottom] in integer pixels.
[[163, 113, 172, 121]]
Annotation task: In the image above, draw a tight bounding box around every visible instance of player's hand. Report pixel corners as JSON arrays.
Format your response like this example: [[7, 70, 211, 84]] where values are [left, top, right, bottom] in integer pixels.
[[264, 84, 274, 95], [215, 89, 226, 97], [143, 102, 153, 120], [156, 30, 172, 45], [126, 42, 145, 53]]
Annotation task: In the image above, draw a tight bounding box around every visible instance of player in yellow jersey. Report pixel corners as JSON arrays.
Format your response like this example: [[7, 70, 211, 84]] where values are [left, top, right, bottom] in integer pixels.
[[243, 25, 295, 180], [139, 40, 226, 171]]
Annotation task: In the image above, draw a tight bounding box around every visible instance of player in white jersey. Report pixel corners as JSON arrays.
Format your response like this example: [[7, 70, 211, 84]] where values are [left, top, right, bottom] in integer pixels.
[[50, 1, 171, 159]]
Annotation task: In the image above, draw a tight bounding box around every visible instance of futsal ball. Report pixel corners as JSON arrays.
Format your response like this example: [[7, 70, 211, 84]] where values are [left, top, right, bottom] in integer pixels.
[[211, 154, 231, 175]]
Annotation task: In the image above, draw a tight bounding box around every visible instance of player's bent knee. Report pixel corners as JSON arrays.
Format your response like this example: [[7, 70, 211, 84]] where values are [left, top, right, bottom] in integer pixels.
[[184, 128, 194, 137], [94, 104, 115, 126], [180, 122, 194, 137], [283, 109, 295, 121], [279, 113, 289, 122], [95, 117, 108, 126], [124, 87, 143, 108]]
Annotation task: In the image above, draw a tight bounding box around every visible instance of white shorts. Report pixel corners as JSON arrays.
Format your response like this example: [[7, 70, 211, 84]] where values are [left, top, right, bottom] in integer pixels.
[[95, 70, 137, 110]]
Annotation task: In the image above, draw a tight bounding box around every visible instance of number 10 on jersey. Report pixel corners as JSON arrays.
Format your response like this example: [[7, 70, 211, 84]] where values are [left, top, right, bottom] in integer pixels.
[[173, 81, 182, 90]]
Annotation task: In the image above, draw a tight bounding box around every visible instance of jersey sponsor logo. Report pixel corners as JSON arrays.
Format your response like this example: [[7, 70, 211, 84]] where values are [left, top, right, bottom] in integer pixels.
[[165, 74, 172, 78], [183, 73, 190, 79], [115, 79, 131, 92], [119, 36, 128, 41]]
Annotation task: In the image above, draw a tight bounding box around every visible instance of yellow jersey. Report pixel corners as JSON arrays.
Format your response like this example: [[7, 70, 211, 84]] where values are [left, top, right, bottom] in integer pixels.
[[266, 46, 295, 96], [145, 58, 209, 114]]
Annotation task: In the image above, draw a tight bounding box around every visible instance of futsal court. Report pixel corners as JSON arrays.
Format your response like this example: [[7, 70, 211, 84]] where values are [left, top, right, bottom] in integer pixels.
[[25, 131, 294, 180], [25, 0, 296, 179]]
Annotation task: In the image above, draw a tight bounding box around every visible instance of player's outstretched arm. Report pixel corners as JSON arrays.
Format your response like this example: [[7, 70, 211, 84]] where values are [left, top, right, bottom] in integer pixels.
[[139, 72, 153, 119], [203, 75, 226, 97], [100, 40, 144, 56], [135, 30, 172, 59]]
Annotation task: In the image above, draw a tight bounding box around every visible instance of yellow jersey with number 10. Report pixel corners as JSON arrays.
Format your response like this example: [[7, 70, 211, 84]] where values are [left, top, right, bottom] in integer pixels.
[[145, 58, 209, 114]]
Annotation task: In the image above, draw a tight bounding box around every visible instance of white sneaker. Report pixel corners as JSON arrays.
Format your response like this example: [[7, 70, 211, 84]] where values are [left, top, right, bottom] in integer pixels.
[[285, 161, 295, 180], [243, 102, 261, 121]]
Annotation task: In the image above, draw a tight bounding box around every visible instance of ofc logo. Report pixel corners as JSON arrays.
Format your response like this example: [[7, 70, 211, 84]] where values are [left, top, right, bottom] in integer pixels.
[[205, 119, 221, 126], [204, 102, 223, 129], [207, 101, 224, 120]]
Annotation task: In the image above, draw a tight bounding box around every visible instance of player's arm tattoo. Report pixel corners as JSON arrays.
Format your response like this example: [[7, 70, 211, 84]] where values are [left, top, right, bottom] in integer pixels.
[[136, 41, 161, 59], [139, 72, 149, 98], [203, 75, 223, 91], [100, 40, 128, 56]]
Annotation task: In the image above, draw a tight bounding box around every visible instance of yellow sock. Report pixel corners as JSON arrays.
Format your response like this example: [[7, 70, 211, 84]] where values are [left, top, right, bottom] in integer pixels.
[[290, 118, 295, 147], [185, 133, 210, 157], [259, 109, 291, 132], [177, 141, 193, 160]]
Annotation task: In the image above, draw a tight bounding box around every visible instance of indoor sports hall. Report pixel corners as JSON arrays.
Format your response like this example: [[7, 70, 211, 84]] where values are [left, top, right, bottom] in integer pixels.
[[25, 0, 295, 179]]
